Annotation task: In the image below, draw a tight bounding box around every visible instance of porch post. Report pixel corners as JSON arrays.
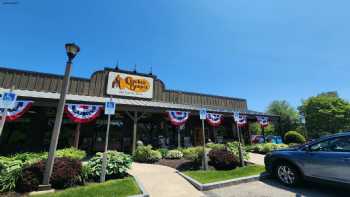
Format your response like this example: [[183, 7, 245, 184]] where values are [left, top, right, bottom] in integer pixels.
[[73, 123, 81, 148], [177, 127, 181, 149], [132, 112, 138, 154]]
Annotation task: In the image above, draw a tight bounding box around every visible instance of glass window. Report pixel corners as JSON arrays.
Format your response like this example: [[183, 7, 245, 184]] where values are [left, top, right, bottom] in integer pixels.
[[310, 136, 350, 152]]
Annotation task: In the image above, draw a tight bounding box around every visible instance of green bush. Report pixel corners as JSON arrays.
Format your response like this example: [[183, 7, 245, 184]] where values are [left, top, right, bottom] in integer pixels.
[[134, 145, 161, 163], [165, 150, 183, 159], [284, 131, 306, 144], [87, 151, 132, 180], [56, 147, 86, 160], [157, 148, 169, 158], [182, 147, 209, 164], [206, 143, 225, 151], [16, 158, 83, 192], [0, 158, 22, 192], [208, 149, 239, 170], [0, 148, 86, 193], [11, 152, 47, 165], [246, 143, 289, 154], [226, 142, 249, 160]]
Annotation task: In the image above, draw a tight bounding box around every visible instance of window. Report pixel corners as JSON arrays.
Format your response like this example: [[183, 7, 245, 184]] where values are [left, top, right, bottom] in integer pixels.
[[310, 136, 350, 152]]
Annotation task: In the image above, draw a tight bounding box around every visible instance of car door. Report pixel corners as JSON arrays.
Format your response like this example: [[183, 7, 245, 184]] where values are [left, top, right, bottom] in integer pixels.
[[303, 136, 350, 183]]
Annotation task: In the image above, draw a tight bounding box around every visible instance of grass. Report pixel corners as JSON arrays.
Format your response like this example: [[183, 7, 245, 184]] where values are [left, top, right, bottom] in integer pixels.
[[183, 165, 265, 184], [33, 177, 141, 197]]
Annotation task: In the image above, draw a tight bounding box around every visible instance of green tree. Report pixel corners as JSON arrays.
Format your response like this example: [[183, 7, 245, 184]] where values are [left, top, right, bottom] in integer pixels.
[[266, 100, 298, 136], [298, 92, 350, 138], [249, 122, 275, 136]]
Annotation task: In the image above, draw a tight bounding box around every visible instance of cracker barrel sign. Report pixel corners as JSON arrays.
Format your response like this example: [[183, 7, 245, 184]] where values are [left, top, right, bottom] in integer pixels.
[[107, 72, 154, 98]]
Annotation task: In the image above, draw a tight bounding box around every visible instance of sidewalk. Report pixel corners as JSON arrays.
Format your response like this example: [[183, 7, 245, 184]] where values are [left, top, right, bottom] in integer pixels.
[[128, 163, 205, 197], [248, 153, 265, 166]]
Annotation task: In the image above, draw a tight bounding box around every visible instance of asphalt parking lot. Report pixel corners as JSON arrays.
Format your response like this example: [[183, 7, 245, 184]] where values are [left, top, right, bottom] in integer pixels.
[[204, 178, 350, 197]]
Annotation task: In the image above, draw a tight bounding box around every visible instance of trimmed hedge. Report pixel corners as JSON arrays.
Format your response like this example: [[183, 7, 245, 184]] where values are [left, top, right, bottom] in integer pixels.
[[284, 131, 306, 144]]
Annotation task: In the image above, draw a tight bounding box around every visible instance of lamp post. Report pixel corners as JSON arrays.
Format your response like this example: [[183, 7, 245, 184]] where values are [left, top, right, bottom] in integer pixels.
[[42, 43, 80, 187]]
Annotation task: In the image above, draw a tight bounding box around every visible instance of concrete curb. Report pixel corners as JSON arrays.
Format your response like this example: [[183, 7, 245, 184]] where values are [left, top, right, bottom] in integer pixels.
[[128, 176, 150, 197], [177, 171, 270, 191]]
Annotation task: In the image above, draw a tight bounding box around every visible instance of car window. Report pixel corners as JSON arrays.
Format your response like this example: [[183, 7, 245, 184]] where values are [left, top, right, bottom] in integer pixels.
[[310, 136, 350, 152]]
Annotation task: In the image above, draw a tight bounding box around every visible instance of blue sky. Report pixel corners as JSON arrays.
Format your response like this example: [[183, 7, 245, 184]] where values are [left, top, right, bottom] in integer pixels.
[[1, 0, 350, 112]]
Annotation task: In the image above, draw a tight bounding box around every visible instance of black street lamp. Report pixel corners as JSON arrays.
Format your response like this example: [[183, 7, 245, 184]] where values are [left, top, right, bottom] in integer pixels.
[[41, 43, 80, 188]]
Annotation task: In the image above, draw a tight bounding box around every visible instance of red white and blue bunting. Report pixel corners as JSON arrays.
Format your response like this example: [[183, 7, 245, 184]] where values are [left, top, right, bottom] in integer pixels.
[[65, 104, 103, 123], [256, 116, 269, 128], [206, 113, 223, 127], [233, 112, 247, 128], [0, 100, 33, 121], [168, 111, 190, 126]]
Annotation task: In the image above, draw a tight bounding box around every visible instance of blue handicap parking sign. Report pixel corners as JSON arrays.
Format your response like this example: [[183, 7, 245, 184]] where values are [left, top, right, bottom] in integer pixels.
[[104, 101, 116, 115], [199, 109, 207, 120], [0, 92, 17, 109]]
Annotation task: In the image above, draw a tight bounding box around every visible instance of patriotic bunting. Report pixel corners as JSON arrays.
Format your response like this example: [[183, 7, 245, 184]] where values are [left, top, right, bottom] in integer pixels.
[[65, 104, 103, 123], [206, 113, 223, 127], [0, 100, 33, 121], [233, 112, 247, 128], [168, 111, 190, 126], [256, 116, 269, 128]]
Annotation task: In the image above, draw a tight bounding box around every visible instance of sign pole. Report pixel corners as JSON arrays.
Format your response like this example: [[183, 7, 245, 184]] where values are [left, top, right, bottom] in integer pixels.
[[100, 98, 115, 182], [201, 119, 208, 170], [100, 113, 111, 182], [236, 123, 245, 167], [0, 86, 15, 138], [0, 108, 7, 138]]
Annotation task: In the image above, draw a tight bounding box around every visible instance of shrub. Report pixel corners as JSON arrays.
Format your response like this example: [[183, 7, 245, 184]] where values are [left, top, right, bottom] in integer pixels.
[[16, 158, 83, 192], [262, 143, 275, 153], [157, 148, 169, 158], [165, 150, 183, 159], [226, 142, 249, 160], [87, 151, 132, 180], [206, 143, 225, 151], [284, 131, 306, 144], [11, 152, 46, 165], [134, 145, 161, 163], [246, 143, 289, 154], [0, 158, 22, 192], [208, 149, 239, 170], [56, 147, 86, 160], [182, 147, 206, 164]]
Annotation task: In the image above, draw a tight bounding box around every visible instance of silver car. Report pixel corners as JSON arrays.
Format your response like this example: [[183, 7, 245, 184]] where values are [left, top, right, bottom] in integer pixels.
[[265, 132, 350, 186]]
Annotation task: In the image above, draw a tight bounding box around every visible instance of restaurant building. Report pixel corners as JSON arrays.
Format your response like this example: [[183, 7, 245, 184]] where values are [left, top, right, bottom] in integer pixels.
[[0, 66, 276, 154]]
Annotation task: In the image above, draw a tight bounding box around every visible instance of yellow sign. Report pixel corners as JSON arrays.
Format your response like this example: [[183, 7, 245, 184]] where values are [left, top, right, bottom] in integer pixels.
[[112, 74, 150, 93], [107, 72, 154, 98]]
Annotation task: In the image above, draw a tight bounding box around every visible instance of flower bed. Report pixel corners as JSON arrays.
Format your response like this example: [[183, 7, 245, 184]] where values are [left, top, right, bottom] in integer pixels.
[[0, 149, 132, 195]]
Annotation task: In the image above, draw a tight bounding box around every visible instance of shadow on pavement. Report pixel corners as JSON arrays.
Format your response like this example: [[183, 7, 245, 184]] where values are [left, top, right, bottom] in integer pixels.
[[260, 178, 350, 197]]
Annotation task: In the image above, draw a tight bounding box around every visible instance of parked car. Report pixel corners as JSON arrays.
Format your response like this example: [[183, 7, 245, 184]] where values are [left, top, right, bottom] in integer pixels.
[[265, 132, 350, 186]]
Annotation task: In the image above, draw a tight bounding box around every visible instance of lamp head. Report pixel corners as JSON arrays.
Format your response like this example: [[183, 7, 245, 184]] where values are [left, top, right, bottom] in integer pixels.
[[65, 43, 80, 61]]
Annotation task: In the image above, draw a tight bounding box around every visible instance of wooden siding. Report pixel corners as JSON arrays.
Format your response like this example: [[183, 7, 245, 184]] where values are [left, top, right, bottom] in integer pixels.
[[0, 67, 247, 111]]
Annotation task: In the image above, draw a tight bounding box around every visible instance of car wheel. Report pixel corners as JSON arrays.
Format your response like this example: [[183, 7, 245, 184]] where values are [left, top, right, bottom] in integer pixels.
[[275, 162, 300, 186]]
